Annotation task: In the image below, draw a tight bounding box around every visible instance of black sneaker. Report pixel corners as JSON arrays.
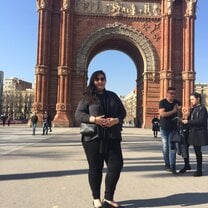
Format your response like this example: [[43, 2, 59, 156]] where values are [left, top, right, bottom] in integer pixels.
[[179, 165, 191, 173], [171, 168, 178, 174], [164, 165, 171, 171], [193, 171, 202, 177]]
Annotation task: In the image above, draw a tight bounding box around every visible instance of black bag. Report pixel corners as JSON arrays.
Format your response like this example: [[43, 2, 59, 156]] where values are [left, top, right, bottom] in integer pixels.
[[80, 123, 97, 135], [172, 129, 182, 143]]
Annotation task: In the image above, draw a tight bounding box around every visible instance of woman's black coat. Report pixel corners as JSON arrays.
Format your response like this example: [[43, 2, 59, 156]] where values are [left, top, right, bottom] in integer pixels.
[[75, 90, 126, 142], [188, 105, 208, 146]]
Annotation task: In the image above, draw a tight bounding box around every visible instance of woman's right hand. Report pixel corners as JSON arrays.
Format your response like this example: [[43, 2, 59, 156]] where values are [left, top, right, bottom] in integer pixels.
[[89, 115, 106, 126]]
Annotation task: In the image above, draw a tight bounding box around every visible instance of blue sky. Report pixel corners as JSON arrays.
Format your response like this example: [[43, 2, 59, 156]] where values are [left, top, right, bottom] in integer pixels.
[[0, 0, 207, 96]]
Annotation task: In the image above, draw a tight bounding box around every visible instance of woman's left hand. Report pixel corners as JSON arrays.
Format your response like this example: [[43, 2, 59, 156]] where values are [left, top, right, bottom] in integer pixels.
[[104, 118, 119, 127]]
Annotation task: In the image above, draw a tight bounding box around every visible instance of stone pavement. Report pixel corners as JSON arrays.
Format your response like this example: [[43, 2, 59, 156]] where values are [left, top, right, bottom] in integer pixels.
[[0, 125, 208, 208]]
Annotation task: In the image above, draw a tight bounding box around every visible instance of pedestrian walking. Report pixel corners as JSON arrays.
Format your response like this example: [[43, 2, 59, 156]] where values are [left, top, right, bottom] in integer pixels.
[[159, 87, 182, 174], [47, 113, 52, 132], [42, 111, 48, 135], [75, 70, 126, 208], [31, 112, 38, 135], [181, 92, 208, 176], [1, 114, 7, 126], [7, 114, 12, 126], [151, 115, 160, 138]]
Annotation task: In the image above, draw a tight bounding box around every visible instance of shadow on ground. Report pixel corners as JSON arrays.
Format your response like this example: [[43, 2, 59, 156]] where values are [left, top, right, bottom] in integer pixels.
[[121, 192, 208, 207]]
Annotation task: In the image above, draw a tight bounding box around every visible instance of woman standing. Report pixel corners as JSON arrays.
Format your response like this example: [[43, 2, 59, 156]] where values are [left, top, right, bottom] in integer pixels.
[[182, 92, 208, 176], [75, 70, 126, 208]]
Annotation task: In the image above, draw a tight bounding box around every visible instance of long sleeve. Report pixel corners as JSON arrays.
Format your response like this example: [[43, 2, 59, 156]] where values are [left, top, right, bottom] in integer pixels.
[[75, 98, 90, 123], [189, 106, 208, 128]]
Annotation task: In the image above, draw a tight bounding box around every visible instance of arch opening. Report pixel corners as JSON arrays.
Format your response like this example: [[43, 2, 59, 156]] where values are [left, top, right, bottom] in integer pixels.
[[87, 37, 144, 76], [88, 49, 139, 127]]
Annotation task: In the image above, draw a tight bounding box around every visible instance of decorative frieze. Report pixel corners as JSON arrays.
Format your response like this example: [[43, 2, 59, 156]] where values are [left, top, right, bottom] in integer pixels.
[[63, 0, 70, 10], [166, 0, 175, 15], [58, 66, 69, 76], [185, 0, 197, 16], [143, 71, 159, 81], [160, 71, 173, 79], [36, 0, 50, 10], [33, 102, 43, 111], [35, 65, 48, 75], [142, 22, 161, 41], [75, 0, 161, 18], [56, 103, 67, 111], [182, 71, 195, 80]]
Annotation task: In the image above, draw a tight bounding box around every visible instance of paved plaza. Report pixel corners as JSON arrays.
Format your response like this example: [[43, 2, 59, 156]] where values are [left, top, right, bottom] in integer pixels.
[[0, 125, 208, 208]]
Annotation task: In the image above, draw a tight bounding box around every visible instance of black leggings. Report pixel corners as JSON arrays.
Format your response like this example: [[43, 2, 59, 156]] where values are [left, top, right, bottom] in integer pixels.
[[193, 146, 202, 157], [184, 145, 202, 171], [194, 146, 202, 171], [82, 138, 123, 200], [183, 145, 202, 158]]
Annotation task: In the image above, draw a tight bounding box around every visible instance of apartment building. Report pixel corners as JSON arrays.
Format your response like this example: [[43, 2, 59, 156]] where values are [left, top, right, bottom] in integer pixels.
[[2, 77, 34, 119]]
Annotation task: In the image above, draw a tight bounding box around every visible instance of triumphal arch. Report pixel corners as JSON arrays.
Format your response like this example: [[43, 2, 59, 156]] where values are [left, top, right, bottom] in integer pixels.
[[34, 0, 197, 127]]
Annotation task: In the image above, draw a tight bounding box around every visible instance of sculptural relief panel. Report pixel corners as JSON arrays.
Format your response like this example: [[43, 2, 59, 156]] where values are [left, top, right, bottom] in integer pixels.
[[75, 0, 161, 17], [36, 0, 50, 10], [142, 22, 161, 42], [166, 0, 175, 15], [63, 0, 70, 10], [185, 0, 197, 16]]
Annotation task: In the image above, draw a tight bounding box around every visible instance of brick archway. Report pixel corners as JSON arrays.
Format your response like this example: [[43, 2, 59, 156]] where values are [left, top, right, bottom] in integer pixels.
[[34, 0, 197, 127], [76, 22, 157, 73], [75, 22, 159, 127]]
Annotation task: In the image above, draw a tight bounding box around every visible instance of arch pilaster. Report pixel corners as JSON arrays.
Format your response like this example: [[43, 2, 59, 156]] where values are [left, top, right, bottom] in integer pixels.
[[53, 0, 73, 126], [34, 0, 52, 122], [182, 0, 197, 114]]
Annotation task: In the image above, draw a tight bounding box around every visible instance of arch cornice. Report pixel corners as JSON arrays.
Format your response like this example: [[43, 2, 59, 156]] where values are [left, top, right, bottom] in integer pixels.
[[76, 22, 158, 75]]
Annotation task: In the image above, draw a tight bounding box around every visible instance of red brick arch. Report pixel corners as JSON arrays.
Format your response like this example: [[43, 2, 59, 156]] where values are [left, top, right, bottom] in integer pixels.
[[34, 0, 197, 127], [75, 22, 159, 127], [76, 22, 158, 74]]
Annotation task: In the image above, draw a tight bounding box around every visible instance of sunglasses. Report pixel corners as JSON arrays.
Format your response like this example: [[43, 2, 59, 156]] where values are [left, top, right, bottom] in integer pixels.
[[94, 77, 105, 82], [168, 91, 176, 95]]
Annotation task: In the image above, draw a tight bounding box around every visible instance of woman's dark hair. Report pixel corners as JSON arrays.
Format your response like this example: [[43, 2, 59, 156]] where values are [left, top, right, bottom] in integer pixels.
[[84, 70, 106, 100], [191, 92, 202, 103]]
